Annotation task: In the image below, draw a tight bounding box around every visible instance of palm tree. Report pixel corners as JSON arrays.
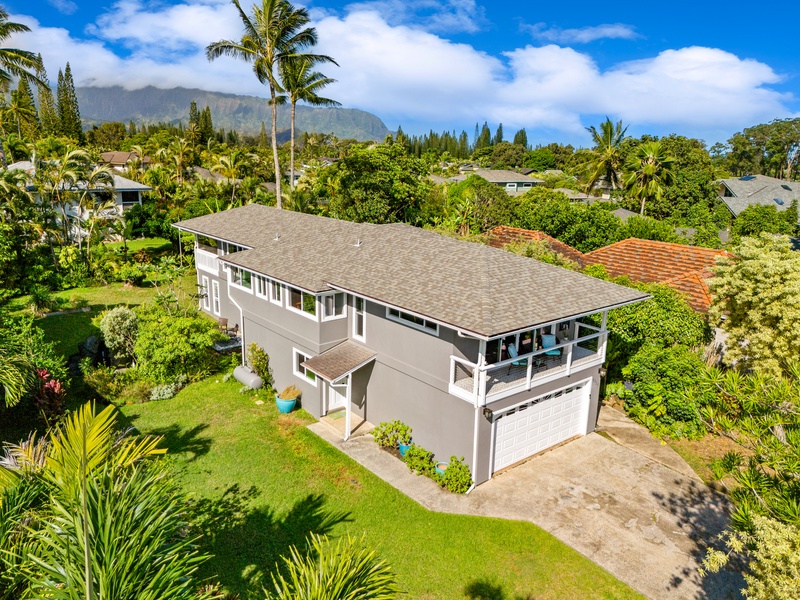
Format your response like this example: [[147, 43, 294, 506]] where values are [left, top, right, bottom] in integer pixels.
[[622, 141, 675, 216], [34, 146, 91, 245], [211, 149, 250, 205], [0, 8, 43, 167], [0, 351, 33, 408], [278, 55, 339, 188], [207, 0, 334, 208], [584, 117, 628, 193]]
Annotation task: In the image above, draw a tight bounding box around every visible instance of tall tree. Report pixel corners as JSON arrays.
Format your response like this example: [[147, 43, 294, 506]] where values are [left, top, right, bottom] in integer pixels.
[[277, 54, 339, 189], [198, 105, 214, 145], [622, 140, 675, 216], [56, 63, 84, 143], [493, 122, 504, 145], [513, 128, 528, 149], [475, 121, 491, 150], [7, 77, 38, 138], [584, 117, 628, 192], [35, 53, 59, 136], [207, 0, 334, 208]]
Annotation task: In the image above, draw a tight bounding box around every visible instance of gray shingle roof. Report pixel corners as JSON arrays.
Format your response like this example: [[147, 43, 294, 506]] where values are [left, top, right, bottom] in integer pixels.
[[301, 340, 376, 381], [719, 175, 800, 218], [175, 205, 648, 337]]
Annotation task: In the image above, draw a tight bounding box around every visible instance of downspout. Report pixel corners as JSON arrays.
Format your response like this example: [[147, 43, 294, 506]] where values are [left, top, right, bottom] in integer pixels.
[[470, 340, 487, 487], [225, 269, 246, 365]]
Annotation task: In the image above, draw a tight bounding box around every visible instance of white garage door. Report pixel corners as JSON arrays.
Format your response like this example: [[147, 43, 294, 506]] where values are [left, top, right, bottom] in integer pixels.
[[493, 381, 590, 472]]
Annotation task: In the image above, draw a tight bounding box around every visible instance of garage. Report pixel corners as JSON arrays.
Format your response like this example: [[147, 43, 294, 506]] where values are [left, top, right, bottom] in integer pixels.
[[492, 380, 591, 472]]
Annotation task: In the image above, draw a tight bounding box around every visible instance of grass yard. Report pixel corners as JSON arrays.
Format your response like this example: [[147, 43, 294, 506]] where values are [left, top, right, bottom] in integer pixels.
[[121, 379, 644, 600], [105, 237, 173, 254]]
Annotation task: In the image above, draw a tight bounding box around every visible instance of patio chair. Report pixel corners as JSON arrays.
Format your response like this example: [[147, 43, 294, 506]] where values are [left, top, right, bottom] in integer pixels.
[[541, 334, 561, 357], [506, 343, 526, 373], [218, 317, 228, 333]]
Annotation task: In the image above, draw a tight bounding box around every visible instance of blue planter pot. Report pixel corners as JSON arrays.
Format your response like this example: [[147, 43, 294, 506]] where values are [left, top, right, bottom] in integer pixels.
[[398, 441, 412, 457], [435, 462, 449, 476], [276, 397, 297, 413]]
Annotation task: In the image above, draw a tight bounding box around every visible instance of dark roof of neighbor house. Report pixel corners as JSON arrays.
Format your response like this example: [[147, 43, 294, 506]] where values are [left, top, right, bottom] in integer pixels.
[[301, 340, 376, 381], [612, 208, 639, 222], [99, 151, 151, 167], [6, 161, 150, 192], [554, 187, 592, 202], [474, 169, 545, 184], [719, 175, 800, 218], [175, 205, 647, 338], [582, 238, 731, 312], [488, 226, 586, 266]]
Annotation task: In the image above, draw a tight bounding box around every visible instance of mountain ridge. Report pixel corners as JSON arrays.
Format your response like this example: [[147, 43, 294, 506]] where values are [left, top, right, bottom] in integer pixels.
[[76, 86, 391, 142]]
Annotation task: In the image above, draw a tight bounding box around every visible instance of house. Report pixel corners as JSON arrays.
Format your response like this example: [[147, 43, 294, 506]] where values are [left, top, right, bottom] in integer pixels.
[[98, 151, 152, 172], [489, 226, 730, 313], [450, 169, 545, 195], [554, 187, 593, 202], [175, 206, 647, 485], [6, 160, 151, 213], [719, 174, 800, 221]]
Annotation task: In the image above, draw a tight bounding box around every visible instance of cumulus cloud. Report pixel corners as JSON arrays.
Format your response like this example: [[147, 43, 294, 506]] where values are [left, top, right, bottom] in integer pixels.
[[47, 0, 78, 15], [6, 3, 794, 143], [524, 23, 640, 44], [342, 0, 485, 33]]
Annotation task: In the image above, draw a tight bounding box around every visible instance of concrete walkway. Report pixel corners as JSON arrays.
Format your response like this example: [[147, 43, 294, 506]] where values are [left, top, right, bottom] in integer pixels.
[[309, 407, 742, 600]]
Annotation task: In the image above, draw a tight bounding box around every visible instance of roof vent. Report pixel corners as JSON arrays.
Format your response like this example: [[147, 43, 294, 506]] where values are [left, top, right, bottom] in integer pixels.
[[781, 184, 792, 191], [774, 198, 785, 206], [273, 233, 280, 241], [354, 238, 363, 247]]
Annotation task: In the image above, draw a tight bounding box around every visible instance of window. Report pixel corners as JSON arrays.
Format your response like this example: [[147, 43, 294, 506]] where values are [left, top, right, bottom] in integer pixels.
[[293, 348, 317, 386], [288, 287, 317, 318], [230, 266, 252, 291], [387, 307, 438, 335], [270, 280, 282, 305], [321, 292, 346, 321], [211, 280, 221, 315], [120, 191, 140, 206], [221, 241, 245, 254], [201, 276, 210, 310], [353, 296, 365, 342], [255, 275, 268, 298]]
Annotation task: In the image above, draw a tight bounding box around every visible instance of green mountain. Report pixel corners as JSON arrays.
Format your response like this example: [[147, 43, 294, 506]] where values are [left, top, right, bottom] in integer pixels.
[[76, 86, 390, 142]]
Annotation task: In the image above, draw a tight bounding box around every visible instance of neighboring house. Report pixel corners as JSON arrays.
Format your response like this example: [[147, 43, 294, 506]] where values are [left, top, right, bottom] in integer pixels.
[[719, 174, 800, 221], [175, 206, 647, 485], [554, 187, 593, 202], [6, 160, 151, 213], [612, 207, 639, 222], [450, 169, 545, 195], [582, 239, 730, 313], [489, 226, 729, 313], [98, 151, 151, 172]]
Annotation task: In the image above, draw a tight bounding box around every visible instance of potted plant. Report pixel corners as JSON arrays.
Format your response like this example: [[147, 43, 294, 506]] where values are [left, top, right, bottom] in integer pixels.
[[435, 461, 449, 476], [276, 384, 300, 413], [397, 427, 413, 457]]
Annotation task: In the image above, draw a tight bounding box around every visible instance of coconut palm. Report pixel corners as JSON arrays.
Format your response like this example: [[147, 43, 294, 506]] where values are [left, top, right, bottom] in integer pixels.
[[278, 55, 339, 189], [207, 0, 334, 208], [34, 146, 91, 244], [584, 117, 628, 193], [211, 148, 250, 204], [622, 140, 676, 216]]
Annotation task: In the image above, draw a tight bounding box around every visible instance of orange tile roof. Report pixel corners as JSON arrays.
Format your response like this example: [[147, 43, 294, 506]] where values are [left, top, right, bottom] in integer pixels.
[[583, 239, 731, 312], [488, 226, 586, 266]]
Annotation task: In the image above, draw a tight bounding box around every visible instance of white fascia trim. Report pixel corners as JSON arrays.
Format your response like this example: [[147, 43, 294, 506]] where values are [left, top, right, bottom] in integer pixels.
[[292, 347, 318, 387], [490, 377, 593, 416], [171, 226, 254, 251]]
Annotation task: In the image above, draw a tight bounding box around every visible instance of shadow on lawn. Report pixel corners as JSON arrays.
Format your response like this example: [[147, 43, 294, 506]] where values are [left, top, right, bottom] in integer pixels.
[[464, 578, 537, 600], [190, 484, 351, 594], [652, 479, 745, 600], [145, 423, 212, 461]]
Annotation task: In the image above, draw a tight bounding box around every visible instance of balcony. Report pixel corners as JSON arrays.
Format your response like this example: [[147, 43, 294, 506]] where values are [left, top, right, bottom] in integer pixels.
[[449, 323, 607, 404], [195, 247, 219, 275]]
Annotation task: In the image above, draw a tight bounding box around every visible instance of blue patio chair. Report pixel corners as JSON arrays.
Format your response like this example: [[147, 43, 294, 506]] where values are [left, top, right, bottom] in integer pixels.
[[541, 334, 561, 356], [506, 343, 526, 373]]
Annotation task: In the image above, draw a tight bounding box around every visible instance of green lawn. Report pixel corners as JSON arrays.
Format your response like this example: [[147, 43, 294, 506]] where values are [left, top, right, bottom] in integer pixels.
[[121, 379, 644, 600], [105, 237, 173, 254]]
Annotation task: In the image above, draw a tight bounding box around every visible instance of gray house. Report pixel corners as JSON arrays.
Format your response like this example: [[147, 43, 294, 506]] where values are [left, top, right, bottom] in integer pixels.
[[175, 205, 647, 485], [450, 169, 545, 195], [719, 174, 800, 221]]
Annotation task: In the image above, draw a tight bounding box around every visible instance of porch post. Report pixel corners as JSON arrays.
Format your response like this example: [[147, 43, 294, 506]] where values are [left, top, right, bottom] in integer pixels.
[[344, 374, 352, 442]]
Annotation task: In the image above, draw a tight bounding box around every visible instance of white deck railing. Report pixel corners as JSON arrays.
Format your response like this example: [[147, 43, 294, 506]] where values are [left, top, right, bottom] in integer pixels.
[[195, 248, 219, 275], [449, 326, 607, 404]]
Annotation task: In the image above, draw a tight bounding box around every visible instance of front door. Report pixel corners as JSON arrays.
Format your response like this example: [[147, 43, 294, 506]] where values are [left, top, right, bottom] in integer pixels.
[[328, 380, 347, 412]]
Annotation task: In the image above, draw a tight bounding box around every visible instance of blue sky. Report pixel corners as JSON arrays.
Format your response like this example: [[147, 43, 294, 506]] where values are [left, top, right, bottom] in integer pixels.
[[5, 0, 800, 146]]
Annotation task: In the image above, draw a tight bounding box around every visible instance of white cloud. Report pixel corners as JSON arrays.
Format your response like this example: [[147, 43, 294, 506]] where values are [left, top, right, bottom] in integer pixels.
[[525, 23, 639, 44], [6, 4, 794, 144], [47, 0, 78, 16], [341, 0, 485, 33]]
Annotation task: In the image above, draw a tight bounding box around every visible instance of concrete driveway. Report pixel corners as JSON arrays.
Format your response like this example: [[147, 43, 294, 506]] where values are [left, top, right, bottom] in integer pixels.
[[311, 409, 743, 600]]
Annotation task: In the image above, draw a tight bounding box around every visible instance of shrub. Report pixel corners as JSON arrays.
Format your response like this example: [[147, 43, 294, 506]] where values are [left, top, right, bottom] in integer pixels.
[[99, 306, 138, 364], [278, 384, 300, 400], [403, 444, 435, 476], [33, 369, 66, 422], [441, 455, 473, 494], [372, 420, 412, 448], [247, 343, 273, 387], [28, 284, 56, 315], [150, 383, 178, 401], [115, 262, 147, 286]]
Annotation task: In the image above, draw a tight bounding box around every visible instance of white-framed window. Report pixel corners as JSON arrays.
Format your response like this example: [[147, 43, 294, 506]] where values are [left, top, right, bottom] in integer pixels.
[[230, 266, 252, 291], [211, 280, 221, 315], [293, 348, 317, 386], [221, 241, 245, 254], [321, 292, 346, 321], [353, 296, 366, 342], [387, 307, 438, 335], [201, 275, 210, 310], [270, 280, 282, 306], [255, 274, 268, 298], [288, 287, 317, 320]]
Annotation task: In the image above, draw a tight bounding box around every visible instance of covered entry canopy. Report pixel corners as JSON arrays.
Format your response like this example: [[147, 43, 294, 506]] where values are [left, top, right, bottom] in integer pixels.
[[302, 340, 376, 442], [302, 340, 376, 383]]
